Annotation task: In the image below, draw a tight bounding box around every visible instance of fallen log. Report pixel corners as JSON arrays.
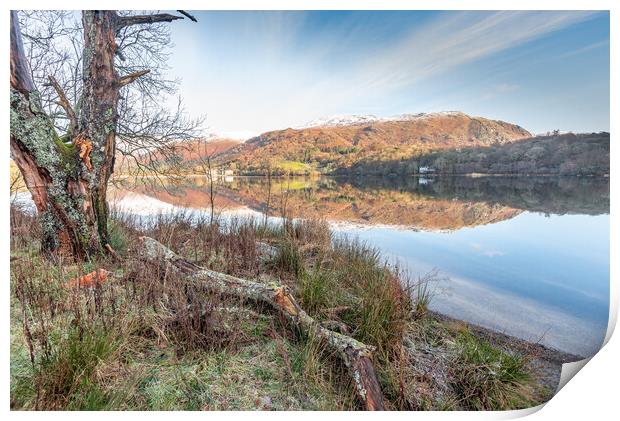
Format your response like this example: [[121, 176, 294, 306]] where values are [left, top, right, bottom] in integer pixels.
[[137, 236, 385, 411]]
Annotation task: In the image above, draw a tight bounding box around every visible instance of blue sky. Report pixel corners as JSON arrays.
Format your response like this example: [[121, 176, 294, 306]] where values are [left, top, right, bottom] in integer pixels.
[[168, 10, 610, 138]]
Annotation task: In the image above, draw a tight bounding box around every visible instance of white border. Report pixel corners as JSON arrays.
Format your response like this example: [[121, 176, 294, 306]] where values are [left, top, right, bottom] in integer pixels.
[[2, 1, 617, 420]]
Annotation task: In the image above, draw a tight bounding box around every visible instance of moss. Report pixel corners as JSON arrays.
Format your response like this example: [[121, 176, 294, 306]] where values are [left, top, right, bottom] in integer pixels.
[[107, 220, 128, 254], [53, 136, 79, 170]]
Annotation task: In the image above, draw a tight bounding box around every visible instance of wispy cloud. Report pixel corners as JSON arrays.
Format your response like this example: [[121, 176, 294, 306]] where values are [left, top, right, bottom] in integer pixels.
[[496, 83, 520, 93], [341, 11, 599, 93], [480, 82, 520, 101], [554, 39, 609, 60], [172, 10, 605, 136]]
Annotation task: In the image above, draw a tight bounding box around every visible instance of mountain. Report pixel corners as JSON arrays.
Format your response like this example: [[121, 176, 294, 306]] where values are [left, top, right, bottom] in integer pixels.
[[164, 138, 242, 162], [300, 111, 479, 128], [114, 138, 242, 175], [218, 111, 532, 175]]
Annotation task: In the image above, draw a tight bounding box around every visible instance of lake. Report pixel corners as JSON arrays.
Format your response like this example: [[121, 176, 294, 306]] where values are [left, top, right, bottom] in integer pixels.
[[109, 175, 610, 357]]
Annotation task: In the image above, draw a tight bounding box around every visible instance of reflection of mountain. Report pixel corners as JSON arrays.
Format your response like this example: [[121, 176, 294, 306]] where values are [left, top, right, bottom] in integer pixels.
[[111, 175, 609, 230], [220, 178, 524, 230], [112, 183, 521, 231], [340, 176, 609, 216], [111, 181, 240, 210]]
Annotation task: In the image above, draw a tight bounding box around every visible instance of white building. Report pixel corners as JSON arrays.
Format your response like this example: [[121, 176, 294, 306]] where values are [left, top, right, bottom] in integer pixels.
[[419, 166, 436, 174]]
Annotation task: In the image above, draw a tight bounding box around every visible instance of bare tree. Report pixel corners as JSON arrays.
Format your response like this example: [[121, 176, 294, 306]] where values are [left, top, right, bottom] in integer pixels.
[[263, 165, 273, 230], [195, 140, 218, 225], [10, 10, 200, 258], [279, 176, 293, 234]]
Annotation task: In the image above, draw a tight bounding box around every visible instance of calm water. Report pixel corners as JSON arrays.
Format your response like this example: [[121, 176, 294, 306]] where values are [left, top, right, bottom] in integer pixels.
[[109, 175, 609, 357]]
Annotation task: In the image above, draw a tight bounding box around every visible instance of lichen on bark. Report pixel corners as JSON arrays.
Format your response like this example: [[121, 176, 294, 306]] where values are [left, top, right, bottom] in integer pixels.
[[10, 11, 123, 258]]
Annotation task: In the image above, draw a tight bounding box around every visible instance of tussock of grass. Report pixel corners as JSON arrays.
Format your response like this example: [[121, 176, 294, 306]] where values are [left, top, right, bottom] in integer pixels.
[[450, 331, 533, 410], [299, 268, 340, 316], [42, 327, 119, 410], [274, 239, 305, 279]]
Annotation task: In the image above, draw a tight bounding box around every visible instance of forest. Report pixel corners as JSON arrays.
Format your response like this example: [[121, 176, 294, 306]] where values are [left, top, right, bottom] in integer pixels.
[[342, 132, 610, 177]]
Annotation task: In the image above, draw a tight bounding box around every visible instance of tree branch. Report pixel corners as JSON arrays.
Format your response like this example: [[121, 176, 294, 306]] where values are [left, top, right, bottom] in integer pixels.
[[47, 75, 78, 136], [115, 49, 126, 62], [176, 10, 198, 22], [116, 13, 185, 31], [118, 69, 151, 87], [10, 11, 35, 95]]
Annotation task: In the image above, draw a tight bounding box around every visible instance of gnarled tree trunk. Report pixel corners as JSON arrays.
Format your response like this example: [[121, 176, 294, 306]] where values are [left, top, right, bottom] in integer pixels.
[[10, 11, 118, 258], [10, 10, 194, 259]]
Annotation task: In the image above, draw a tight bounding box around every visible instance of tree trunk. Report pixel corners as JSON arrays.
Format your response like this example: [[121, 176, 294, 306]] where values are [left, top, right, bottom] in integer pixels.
[[10, 11, 119, 258], [138, 236, 386, 411]]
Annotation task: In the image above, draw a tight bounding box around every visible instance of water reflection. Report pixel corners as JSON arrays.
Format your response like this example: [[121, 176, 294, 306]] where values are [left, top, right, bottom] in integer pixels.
[[111, 175, 609, 229], [110, 175, 610, 356]]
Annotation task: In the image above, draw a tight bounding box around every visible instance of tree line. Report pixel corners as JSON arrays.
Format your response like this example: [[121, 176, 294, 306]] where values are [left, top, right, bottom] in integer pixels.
[[341, 132, 610, 177]]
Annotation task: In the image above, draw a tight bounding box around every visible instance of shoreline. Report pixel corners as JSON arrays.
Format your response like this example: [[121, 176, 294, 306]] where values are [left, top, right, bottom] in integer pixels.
[[428, 310, 584, 396], [428, 311, 583, 363], [111, 172, 610, 180]]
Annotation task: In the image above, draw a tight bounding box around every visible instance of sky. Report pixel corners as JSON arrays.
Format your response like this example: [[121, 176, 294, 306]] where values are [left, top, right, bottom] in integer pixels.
[[167, 10, 610, 139]]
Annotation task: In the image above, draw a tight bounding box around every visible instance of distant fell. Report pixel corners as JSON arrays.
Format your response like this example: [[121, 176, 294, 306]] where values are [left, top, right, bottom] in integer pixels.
[[115, 138, 242, 175], [218, 111, 531, 175]]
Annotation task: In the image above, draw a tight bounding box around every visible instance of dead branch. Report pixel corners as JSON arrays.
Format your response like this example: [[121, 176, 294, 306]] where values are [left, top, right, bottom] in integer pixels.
[[10, 11, 35, 94], [118, 69, 150, 87], [46, 75, 78, 136], [104, 243, 122, 261], [137, 236, 386, 410], [116, 13, 186, 31], [176, 10, 198, 22]]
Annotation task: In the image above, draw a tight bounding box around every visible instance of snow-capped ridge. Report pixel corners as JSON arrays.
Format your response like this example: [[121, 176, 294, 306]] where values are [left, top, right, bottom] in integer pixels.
[[300, 114, 382, 128], [299, 111, 466, 128]]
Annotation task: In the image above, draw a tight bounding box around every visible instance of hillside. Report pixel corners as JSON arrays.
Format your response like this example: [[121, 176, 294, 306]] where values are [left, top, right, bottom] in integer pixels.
[[218, 112, 532, 175], [114, 138, 242, 176], [104, 114, 607, 178]]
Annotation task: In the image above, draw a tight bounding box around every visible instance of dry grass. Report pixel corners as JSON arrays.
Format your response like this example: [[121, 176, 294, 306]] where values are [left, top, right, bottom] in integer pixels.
[[10, 206, 541, 411]]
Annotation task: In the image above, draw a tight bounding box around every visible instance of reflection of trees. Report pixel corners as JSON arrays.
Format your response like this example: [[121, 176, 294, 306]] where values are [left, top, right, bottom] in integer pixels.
[[338, 176, 609, 216], [115, 175, 608, 231]]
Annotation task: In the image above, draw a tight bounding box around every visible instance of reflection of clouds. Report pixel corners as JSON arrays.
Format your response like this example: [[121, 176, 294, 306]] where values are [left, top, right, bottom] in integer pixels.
[[109, 191, 268, 222], [111, 192, 177, 215], [430, 275, 606, 357], [482, 250, 506, 257], [469, 242, 506, 258]]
